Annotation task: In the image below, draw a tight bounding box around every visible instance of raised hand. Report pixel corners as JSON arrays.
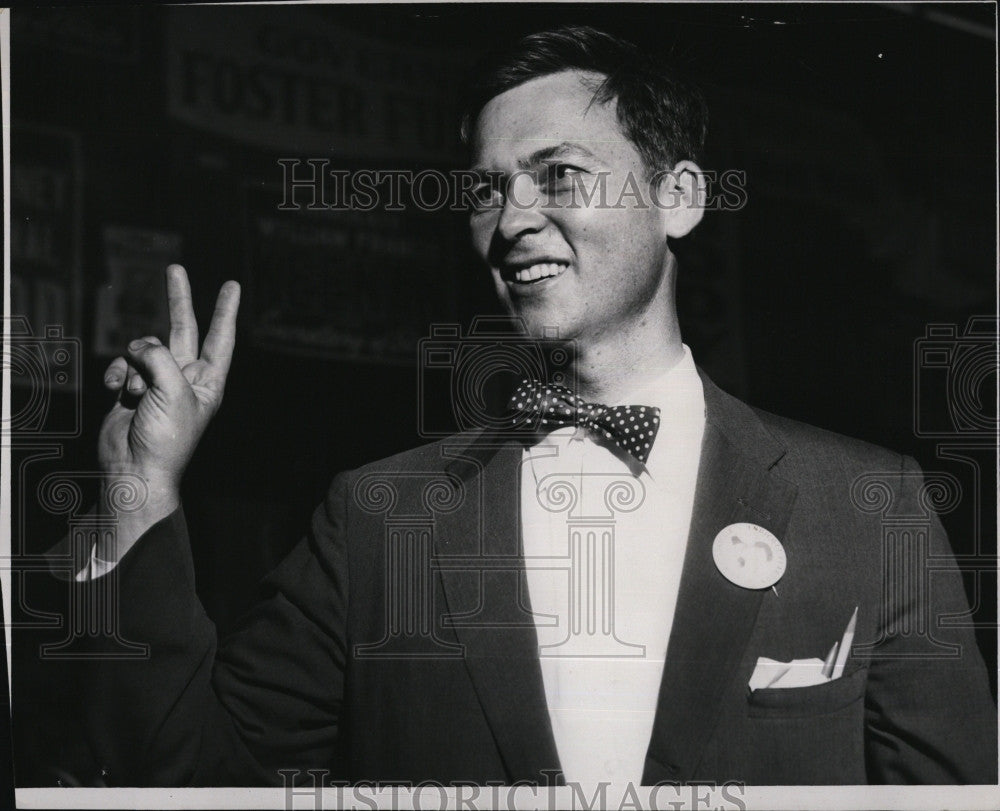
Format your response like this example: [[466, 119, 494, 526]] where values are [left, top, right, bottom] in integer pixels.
[[97, 265, 240, 558]]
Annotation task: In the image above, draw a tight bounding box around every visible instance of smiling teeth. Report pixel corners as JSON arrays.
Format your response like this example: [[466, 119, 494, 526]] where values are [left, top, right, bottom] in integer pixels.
[[514, 263, 567, 282]]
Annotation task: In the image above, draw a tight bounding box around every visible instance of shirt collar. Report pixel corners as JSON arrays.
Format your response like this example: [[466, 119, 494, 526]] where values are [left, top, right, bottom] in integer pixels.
[[614, 345, 705, 475], [614, 344, 703, 419]]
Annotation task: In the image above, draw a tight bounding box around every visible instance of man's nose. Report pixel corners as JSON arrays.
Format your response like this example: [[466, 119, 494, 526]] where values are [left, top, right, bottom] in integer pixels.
[[496, 171, 546, 241]]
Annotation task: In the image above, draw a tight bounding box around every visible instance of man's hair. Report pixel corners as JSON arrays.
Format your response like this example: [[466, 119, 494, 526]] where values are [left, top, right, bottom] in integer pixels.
[[459, 25, 708, 173]]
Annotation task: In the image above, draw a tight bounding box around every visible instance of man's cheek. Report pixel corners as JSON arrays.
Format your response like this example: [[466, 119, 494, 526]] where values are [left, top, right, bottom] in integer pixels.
[[468, 224, 491, 257], [492, 277, 512, 304]]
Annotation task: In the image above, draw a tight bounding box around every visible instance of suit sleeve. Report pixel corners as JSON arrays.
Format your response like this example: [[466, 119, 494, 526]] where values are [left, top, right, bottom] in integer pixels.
[[863, 454, 997, 784], [75, 472, 352, 786]]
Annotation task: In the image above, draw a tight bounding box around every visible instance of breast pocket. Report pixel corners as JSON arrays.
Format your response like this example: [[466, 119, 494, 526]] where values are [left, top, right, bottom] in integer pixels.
[[747, 666, 868, 719]]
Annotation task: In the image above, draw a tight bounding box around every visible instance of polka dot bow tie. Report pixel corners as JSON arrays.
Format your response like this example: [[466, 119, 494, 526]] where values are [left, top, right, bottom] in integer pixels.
[[507, 379, 662, 464]]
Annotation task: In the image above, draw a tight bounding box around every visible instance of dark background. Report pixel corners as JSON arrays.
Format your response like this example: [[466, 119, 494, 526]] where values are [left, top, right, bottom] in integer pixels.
[[5, 2, 997, 787]]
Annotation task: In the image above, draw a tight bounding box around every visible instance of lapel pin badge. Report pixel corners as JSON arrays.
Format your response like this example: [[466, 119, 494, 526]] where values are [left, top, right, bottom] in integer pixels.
[[712, 522, 786, 591]]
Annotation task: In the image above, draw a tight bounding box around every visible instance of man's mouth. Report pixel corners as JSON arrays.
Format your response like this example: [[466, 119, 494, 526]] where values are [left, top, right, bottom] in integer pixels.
[[504, 261, 570, 284]]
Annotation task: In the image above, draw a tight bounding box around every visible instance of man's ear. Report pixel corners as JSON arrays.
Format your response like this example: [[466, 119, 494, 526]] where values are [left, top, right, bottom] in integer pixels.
[[657, 160, 706, 238]]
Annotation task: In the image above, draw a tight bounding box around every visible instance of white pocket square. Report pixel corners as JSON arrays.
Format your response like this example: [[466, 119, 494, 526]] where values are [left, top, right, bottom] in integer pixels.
[[749, 608, 859, 690], [748, 656, 832, 691]]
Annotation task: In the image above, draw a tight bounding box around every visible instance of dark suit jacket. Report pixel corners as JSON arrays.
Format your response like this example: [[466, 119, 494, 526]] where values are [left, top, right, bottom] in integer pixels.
[[65, 372, 997, 786]]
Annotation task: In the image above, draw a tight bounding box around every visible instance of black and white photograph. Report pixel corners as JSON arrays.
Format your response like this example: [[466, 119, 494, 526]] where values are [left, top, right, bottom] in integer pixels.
[[1, 3, 998, 809]]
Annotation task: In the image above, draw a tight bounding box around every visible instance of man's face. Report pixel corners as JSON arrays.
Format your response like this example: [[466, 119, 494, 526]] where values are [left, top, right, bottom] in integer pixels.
[[469, 70, 673, 344]]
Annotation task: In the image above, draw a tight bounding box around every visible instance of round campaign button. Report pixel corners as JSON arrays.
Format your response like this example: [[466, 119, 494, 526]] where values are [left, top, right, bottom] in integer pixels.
[[712, 522, 786, 590]]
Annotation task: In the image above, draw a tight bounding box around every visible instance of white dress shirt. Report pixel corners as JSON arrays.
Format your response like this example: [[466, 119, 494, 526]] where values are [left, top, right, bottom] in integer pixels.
[[520, 345, 705, 786]]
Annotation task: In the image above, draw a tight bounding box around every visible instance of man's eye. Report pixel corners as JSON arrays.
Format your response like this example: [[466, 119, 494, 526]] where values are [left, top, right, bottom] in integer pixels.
[[470, 183, 504, 210], [543, 163, 583, 185]]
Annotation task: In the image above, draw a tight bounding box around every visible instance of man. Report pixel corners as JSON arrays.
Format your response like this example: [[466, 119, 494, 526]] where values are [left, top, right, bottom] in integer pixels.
[[64, 26, 995, 786]]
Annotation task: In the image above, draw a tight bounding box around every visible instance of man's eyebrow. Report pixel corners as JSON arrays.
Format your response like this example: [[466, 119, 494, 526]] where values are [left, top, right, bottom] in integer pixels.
[[518, 142, 601, 169], [469, 142, 603, 176]]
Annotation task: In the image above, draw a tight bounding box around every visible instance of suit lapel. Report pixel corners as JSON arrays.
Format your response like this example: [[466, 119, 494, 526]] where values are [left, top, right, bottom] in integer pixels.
[[435, 434, 563, 784], [643, 373, 799, 784]]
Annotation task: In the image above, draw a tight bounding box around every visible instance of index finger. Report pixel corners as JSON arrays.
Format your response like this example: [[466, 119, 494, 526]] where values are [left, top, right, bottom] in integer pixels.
[[200, 280, 241, 378], [167, 264, 199, 366]]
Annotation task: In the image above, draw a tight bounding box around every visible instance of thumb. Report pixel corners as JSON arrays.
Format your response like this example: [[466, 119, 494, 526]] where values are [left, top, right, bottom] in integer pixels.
[[125, 339, 188, 398]]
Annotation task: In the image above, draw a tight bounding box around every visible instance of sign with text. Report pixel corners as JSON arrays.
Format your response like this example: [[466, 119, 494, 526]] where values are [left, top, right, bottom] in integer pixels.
[[165, 6, 466, 161], [93, 227, 182, 357], [244, 183, 461, 364], [9, 124, 83, 393]]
